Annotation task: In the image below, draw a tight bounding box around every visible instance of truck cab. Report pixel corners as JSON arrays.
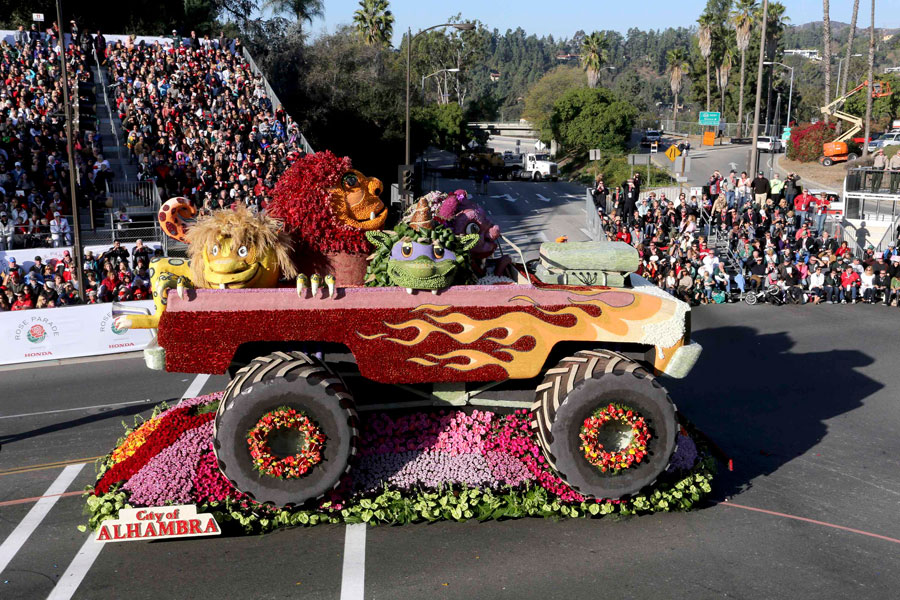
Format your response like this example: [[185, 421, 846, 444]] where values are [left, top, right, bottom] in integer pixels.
[[520, 152, 558, 181]]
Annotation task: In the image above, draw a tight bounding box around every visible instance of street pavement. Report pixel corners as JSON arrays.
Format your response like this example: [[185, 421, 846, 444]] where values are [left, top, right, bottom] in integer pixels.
[[1, 305, 899, 598]]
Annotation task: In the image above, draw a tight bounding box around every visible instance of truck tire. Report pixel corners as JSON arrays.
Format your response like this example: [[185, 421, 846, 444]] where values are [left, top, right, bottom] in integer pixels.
[[532, 172, 542, 182], [822, 157, 834, 167], [214, 351, 358, 507], [532, 349, 678, 499]]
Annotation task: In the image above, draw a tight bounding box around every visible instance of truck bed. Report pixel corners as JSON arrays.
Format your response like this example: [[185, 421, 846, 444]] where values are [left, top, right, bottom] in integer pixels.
[[157, 281, 691, 384]]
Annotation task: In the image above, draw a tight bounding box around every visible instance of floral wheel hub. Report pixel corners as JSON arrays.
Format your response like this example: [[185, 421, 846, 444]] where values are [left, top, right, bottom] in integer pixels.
[[246, 407, 326, 479], [579, 403, 651, 474]]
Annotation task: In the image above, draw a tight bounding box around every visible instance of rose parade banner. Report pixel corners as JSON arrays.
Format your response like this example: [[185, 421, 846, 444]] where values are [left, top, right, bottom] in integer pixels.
[[0, 301, 156, 365], [94, 505, 221, 543]]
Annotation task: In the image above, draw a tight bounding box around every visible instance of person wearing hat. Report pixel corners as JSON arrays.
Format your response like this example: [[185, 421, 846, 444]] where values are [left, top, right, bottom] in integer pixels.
[[2, 255, 23, 281], [890, 148, 900, 195], [751, 171, 770, 207], [872, 149, 887, 193], [0, 211, 13, 250], [49, 211, 71, 247]]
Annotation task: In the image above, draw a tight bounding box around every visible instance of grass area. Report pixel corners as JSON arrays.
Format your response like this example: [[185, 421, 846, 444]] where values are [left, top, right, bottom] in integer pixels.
[[777, 156, 847, 191], [561, 151, 676, 188]]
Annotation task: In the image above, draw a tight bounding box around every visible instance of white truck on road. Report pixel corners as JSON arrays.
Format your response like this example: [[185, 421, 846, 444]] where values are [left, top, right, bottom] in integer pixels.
[[502, 151, 559, 181]]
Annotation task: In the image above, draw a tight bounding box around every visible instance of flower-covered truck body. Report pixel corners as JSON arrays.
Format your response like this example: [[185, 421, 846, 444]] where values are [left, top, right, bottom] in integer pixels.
[[153, 276, 699, 383], [134, 243, 703, 505]]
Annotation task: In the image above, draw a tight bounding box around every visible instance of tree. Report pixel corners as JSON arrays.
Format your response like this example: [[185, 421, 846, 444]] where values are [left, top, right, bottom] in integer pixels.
[[261, 0, 323, 26], [839, 0, 860, 99], [698, 14, 713, 111], [716, 47, 735, 115], [666, 48, 689, 123], [352, 0, 393, 47], [522, 65, 587, 139], [549, 88, 636, 153], [862, 0, 875, 158], [731, 0, 758, 134], [822, 0, 832, 123], [580, 32, 610, 89]]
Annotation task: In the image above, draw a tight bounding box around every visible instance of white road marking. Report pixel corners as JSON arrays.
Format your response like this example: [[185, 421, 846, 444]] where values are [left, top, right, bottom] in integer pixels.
[[46, 534, 104, 600], [179, 373, 210, 404], [491, 194, 516, 203], [0, 464, 85, 575], [0, 399, 153, 420], [340, 523, 367, 600], [536, 193, 551, 203]]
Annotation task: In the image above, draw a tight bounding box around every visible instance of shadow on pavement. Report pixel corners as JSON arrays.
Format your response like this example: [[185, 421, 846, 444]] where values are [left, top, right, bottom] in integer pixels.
[[0, 401, 173, 446], [668, 325, 881, 500]]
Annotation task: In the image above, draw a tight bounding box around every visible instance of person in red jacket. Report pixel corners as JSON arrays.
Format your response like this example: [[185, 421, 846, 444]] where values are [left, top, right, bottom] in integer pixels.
[[794, 190, 813, 228], [11, 291, 33, 310], [840, 265, 860, 303]]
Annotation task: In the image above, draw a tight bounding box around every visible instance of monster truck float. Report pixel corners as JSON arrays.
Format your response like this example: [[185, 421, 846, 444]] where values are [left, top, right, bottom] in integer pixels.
[[105, 150, 703, 517]]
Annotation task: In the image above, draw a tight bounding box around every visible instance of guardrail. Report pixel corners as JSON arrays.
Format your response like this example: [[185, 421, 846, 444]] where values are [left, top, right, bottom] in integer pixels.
[[845, 167, 900, 196], [241, 48, 314, 155]]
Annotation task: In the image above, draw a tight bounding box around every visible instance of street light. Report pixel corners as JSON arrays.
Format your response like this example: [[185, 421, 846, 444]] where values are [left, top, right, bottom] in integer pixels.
[[764, 61, 794, 131], [421, 67, 460, 101], [405, 22, 475, 172], [836, 53, 863, 96]]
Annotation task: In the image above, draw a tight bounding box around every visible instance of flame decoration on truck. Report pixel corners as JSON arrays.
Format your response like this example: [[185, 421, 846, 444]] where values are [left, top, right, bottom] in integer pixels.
[[357, 291, 669, 379]]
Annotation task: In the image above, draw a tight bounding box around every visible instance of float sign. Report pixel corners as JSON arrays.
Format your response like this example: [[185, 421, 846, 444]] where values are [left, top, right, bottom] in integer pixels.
[[94, 505, 220, 543]]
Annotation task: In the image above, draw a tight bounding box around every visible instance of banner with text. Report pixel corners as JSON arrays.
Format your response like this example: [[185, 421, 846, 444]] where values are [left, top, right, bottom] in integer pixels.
[[0, 301, 155, 365]]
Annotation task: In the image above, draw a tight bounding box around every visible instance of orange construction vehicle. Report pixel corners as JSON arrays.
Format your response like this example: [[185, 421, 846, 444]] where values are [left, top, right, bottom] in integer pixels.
[[819, 80, 892, 166]]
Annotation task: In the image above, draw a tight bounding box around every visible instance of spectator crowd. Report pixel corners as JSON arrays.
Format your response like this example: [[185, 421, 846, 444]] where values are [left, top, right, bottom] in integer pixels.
[[591, 168, 900, 306], [1, 22, 112, 251], [0, 239, 161, 311], [105, 33, 307, 214]]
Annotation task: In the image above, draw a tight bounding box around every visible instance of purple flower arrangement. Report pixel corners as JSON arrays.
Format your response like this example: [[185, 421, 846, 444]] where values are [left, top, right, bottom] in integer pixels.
[[123, 421, 214, 506], [100, 396, 702, 516]]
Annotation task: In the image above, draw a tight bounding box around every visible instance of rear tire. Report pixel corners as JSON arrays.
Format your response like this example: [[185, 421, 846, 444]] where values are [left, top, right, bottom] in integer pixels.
[[532, 350, 678, 499], [744, 291, 758, 305], [214, 351, 358, 507], [847, 153, 859, 161], [822, 157, 834, 166]]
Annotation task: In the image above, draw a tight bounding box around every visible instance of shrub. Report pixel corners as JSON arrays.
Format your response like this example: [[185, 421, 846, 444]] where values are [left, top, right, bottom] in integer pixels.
[[787, 121, 836, 162]]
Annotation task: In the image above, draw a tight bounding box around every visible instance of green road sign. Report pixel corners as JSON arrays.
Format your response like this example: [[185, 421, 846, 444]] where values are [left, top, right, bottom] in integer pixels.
[[698, 111, 721, 126]]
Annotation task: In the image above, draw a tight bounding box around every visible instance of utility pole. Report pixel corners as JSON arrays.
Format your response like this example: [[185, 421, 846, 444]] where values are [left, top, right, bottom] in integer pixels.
[[749, 0, 769, 179], [56, 0, 85, 302], [862, 0, 875, 158]]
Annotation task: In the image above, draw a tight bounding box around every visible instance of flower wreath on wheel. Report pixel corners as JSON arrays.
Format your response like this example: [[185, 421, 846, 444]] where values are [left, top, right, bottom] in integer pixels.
[[579, 404, 652, 474], [246, 407, 326, 479]]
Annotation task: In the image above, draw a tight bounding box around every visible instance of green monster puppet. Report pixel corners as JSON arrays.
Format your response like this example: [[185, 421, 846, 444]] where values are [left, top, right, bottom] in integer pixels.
[[365, 198, 479, 293]]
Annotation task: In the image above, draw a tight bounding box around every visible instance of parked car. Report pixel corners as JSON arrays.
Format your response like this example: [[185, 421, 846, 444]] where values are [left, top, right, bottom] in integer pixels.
[[640, 130, 662, 147], [756, 136, 783, 153], [868, 131, 900, 153]]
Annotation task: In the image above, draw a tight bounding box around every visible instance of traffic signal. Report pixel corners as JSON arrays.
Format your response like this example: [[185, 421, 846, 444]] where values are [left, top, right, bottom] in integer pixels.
[[399, 166, 415, 195]]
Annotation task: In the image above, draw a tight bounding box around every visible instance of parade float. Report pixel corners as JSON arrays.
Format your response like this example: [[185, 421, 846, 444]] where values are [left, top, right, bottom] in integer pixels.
[[86, 150, 712, 535]]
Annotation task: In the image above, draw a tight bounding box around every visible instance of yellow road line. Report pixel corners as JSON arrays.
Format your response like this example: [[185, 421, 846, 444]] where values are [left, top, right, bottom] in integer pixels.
[[0, 456, 105, 477]]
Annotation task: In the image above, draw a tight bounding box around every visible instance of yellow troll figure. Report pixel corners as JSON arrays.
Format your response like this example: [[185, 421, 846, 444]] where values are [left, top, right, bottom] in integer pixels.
[[115, 200, 296, 330]]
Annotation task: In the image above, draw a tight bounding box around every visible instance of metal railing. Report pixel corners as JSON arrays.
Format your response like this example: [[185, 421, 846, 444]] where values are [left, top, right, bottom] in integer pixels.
[[241, 47, 313, 155], [844, 167, 900, 196], [843, 194, 900, 222], [93, 48, 127, 181], [584, 189, 605, 240]]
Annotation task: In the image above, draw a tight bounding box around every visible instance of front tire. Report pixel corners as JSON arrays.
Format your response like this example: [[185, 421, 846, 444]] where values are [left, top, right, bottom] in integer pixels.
[[532, 350, 678, 499], [533, 172, 542, 182], [214, 351, 358, 507], [822, 157, 834, 166], [744, 291, 758, 305]]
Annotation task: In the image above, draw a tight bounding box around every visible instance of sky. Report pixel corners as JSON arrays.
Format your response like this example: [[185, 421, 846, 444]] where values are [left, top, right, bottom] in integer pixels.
[[304, 0, 898, 46]]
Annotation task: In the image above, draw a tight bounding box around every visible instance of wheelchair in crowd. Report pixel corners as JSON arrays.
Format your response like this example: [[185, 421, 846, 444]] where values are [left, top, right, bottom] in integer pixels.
[[744, 284, 805, 306]]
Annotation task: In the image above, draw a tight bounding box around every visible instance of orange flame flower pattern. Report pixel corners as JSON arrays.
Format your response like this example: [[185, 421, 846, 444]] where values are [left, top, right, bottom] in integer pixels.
[[358, 291, 674, 380]]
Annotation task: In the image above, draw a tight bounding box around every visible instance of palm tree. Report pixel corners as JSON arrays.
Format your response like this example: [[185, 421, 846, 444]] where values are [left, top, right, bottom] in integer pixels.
[[839, 0, 860, 98], [353, 0, 394, 47], [730, 0, 758, 135], [698, 15, 713, 112], [261, 0, 324, 26], [822, 0, 832, 122], [716, 47, 735, 116], [666, 48, 689, 123], [862, 0, 875, 157], [580, 32, 610, 89]]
